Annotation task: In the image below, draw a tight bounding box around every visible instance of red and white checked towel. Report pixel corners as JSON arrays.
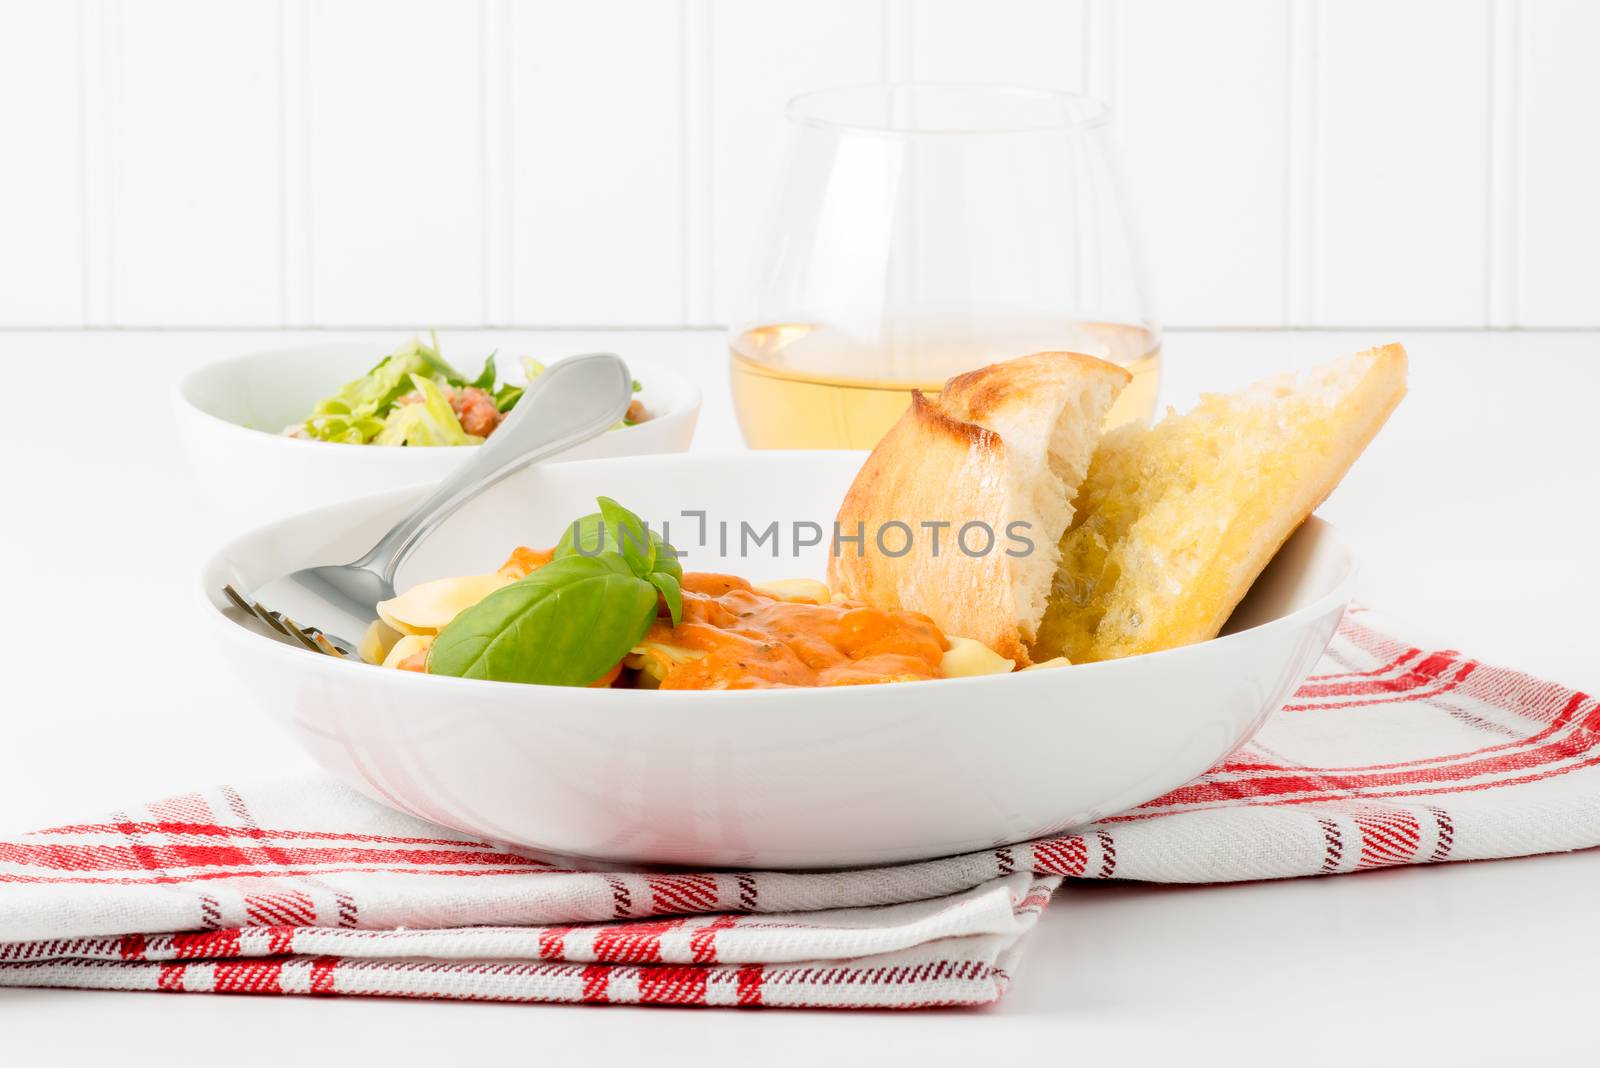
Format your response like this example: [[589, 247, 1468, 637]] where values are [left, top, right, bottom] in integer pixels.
[[3, 607, 1597, 1009]]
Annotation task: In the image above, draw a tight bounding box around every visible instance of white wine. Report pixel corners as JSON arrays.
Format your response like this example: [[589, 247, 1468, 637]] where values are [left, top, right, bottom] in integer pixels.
[[730, 321, 1161, 450]]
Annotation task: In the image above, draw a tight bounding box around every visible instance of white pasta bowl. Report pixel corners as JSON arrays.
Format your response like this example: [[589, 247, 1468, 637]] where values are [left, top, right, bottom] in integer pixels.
[[174, 341, 699, 529], [201, 451, 1355, 869]]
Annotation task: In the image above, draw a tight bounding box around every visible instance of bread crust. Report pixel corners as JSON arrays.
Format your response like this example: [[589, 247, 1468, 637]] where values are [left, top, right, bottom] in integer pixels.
[[941, 350, 1130, 424], [829, 352, 1130, 664], [1185, 342, 1408, 647], [1033, 342, 1408, 663]]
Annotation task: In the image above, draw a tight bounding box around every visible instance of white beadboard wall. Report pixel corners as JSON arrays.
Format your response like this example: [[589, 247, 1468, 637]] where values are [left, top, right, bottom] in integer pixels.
[[0, 0, 1595, 330]]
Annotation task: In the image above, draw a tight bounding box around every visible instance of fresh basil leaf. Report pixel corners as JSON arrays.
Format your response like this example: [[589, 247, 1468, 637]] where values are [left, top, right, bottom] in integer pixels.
[[598, 496, 655, 576], [555, 500, 681, 579], [555, 510, 650, 561], [587, 550, 637, 577], [470, 352, 497, 392], [647, 570, 682, 627], [427, 554, 656, 686], [558, 516, 681, 576], [650, 537, 682, 580], [554, 511, 607, 558]]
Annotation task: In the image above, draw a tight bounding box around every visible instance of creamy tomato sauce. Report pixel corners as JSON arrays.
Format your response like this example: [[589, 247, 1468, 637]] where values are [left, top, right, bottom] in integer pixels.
[[638, 573, 948, 690], [499, 545, 555, 579]]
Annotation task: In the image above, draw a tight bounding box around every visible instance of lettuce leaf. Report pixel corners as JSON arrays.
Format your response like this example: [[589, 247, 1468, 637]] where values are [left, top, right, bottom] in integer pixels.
[[293, 341, 642, 443], [302, 412, 387, 443], [470, 353, 498, 392], [371, 374, 482, 447], [300, 337, 468, 443], [492, 357, 546, 414]]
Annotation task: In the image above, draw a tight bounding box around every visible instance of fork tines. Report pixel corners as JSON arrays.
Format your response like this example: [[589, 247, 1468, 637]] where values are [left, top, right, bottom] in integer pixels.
[[221, 584, 348, 658]]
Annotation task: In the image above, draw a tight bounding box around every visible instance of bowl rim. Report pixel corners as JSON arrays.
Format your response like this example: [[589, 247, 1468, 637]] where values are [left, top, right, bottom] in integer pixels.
[[200, 451, 1358, 705], [172, 340, 702, 455]]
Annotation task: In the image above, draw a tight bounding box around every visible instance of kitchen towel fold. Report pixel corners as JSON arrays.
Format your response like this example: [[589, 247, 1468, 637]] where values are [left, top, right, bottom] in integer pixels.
[[3, 607, 1597, 1009]]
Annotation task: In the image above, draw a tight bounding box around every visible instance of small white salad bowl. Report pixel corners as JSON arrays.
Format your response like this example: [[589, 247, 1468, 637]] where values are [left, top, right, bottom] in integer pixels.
[[202, 452, 1355, 870], [175, 341, 700, 528]]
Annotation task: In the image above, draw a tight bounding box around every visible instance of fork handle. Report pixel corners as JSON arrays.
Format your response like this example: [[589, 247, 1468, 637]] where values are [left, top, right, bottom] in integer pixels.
[[355, 352, 634, 583]]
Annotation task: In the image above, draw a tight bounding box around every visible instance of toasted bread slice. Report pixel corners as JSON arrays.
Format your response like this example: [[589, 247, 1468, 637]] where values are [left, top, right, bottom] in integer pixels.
[[1032, 343, 1408, 663], [829, 352, 1131, 664]]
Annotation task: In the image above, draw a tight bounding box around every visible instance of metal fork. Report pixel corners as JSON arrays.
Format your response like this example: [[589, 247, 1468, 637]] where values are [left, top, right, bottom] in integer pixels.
[[223, 352, 636, 658], [220, 582, 352, 655]]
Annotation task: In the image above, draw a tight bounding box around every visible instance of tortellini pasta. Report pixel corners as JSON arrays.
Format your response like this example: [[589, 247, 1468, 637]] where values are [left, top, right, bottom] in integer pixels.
[[363, 561, 1064, 684], [939, 635, 1017, 678], [375, 572, 515, 636], [382, 633, 434, 669], [751, 578, 832, 605], [363, 566, 522, 666]]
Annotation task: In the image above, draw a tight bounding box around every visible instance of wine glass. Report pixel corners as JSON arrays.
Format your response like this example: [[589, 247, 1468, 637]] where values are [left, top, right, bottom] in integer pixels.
[[729, 83, 1160, 450]]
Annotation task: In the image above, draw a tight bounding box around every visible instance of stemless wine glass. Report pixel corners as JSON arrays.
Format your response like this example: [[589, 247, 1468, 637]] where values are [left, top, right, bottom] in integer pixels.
[[729, 83, 1160, 450]]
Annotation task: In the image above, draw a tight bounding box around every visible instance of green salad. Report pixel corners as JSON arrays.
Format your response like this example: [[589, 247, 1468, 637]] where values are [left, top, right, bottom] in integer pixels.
[[284, 335, 647, 446]]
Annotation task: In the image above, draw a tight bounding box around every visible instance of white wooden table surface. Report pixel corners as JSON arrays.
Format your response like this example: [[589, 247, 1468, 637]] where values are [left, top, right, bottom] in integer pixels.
[[1, 328, 1597, 1064]]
